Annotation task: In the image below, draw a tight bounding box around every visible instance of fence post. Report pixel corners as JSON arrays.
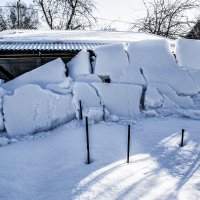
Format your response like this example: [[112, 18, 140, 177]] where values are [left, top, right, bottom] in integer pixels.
[[79, 100, 83, 120], [127, 125, 131, 163], [180, 129, 185, 147], [85, 117, 90, 164]]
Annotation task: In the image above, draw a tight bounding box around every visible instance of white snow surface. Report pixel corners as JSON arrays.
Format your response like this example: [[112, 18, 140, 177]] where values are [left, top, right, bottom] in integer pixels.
[[94, 43, 146, 86], [176, 38, 200, 70], [3, 84, 76, 136], [67, 50, 91, 79], [94, 43, 129, 80], [92, 83, 143, 118], [72, 82, 102, 120], [128, 39, 197, 95], [0, 117, 200, 199], [2, 58, 66, 92]]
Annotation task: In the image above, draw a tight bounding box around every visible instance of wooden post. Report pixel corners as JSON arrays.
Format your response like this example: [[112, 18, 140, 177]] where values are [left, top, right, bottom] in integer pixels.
[[79, 100, 83, 120], [127, 125, 131, 163], [180, 129, 185, 147], [85, 117, 90, 164]]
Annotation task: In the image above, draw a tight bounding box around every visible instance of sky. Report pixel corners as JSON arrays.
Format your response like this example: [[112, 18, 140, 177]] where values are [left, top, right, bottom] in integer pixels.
[[0, 0, 146, 31]]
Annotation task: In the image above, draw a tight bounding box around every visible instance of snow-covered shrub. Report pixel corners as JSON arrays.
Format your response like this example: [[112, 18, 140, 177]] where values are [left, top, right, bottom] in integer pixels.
[[176, 38, 200, 70], [67, 50, 91, 79], [3, 84, 76, 136], [2, 58, 66, 92]]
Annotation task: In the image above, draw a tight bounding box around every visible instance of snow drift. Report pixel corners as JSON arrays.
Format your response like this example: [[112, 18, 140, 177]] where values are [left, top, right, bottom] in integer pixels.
[[176, 38, 200, 70], [128, 39, 197, 95], [3, 84, 76, 136], [2, 58, 66, 92]]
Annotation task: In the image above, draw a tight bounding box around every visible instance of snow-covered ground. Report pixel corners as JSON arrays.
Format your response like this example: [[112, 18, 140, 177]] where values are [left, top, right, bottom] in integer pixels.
[[0, 37, 200, 199], [0, 117, 200, 200]]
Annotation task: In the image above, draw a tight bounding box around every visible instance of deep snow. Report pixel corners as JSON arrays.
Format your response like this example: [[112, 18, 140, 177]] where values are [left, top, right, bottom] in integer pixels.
[[0, 117, 200, 200], [0, 37, 200, 199]]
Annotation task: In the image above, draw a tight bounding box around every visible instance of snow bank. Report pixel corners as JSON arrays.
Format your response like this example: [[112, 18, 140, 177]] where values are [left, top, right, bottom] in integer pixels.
[[0, 137, 9, 146], [92, 83, 143, 118], [67, 50, 91, 78], [94, 43, 129, 80], [3, 84, 75, 136], [93, 43, 145, 86], [128, 39, 197, 95], [72, 82, 102, 120], [46, 77, 73, 95], [176, 38, 200, 70], [74, 74, 102, 83], [145, 86, 163, 109], [2, 58, 66, 92]]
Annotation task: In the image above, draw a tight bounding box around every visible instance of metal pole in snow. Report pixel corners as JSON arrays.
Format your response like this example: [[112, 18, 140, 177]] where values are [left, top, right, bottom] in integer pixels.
[[127, 125, 131, 163], [180, 129, 185, 147], [103, 105, 105, 121], [79, 100, 83, 120], [85, 117, 90, 164]]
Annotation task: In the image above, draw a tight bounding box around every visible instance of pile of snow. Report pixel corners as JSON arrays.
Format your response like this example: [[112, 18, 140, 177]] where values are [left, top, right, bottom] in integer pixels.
[[67, 50, 91, 79], [94, 44, 129, 81], [176, 38, 200, 70], [144, 83, 195, 116], [128, 39, 197, 95], [3, 84, 76, 136], [72, 82, 103, 121], [74, 74, 102, 83], [2, 58, 66, 92], [92, 83, 143, 118], [46, 77, 73, 95], [93, 43, 146, 86]]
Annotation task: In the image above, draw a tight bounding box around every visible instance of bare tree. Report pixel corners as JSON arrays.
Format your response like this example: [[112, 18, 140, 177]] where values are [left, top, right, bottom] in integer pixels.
[[0, 1, 39, 31], [131, 0, 200, 39], [34, 0, 96, 30]]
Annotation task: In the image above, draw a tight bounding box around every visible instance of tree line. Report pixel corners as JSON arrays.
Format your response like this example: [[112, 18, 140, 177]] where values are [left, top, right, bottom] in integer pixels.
[[0, 0, 199, 39]]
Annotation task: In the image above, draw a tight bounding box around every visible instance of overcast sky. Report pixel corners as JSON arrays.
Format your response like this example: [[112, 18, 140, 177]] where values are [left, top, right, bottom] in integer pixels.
[[0, 0, 146, 31]]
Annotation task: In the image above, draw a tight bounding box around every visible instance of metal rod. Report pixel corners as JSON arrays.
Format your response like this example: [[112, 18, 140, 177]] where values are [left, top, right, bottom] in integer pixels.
[[85, 117, 90, 164], [180, 129, 185, 147], [103, 105, 105, 121], [127, 125, 131, 163], [79, 100, 83, 120]]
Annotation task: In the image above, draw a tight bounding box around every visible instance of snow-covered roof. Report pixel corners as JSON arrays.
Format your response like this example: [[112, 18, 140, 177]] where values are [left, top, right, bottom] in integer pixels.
[[0, 30, 173, 51]]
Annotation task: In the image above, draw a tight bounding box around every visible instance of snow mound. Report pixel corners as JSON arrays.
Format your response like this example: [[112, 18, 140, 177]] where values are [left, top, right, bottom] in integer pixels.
[[72, 82, 102, 120], [92, 83, 143, 118], [145, 86, 163, 109], [46, 77, 73, 95], [74, 74, 102, 83], [94, 43, 129, 80], [3, 84, 76, 136], [128, 39, 197, 95], [2, 58, 66, 92], [67, 50, 91, 79], [94, 43, 146, 86], [176, 38, 200, 70], [0, 137, 9, 146]]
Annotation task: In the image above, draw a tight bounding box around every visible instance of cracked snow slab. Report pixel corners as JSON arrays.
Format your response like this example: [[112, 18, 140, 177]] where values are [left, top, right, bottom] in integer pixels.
[[127, 39, 198, 96], [2, 58, 66, 92], [72, 82, 103, 121], [91, 83, 143, 118], [176, 38, 200, 70], [3, 84, 75, 137]]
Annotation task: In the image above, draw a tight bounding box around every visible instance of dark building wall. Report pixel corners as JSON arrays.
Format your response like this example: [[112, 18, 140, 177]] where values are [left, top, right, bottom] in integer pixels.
[[0, 52, 78, 81]]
